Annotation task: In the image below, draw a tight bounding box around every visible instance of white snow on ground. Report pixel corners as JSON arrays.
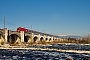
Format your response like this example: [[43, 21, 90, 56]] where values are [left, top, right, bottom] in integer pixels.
[[0, 43, 90, 60], [0, 43, 90, 54]]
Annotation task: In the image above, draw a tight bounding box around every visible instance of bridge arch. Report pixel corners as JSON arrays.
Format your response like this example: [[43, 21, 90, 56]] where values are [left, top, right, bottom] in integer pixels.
[[33, 36, 38, 42], [0, 34, 1, 39], [24, 35, 31, 42], [49, 38, 51, 41], [40, 37, 43, 41], [45, 38, 48, 41], [0, 34, 3, 39], [0, 32, 4, 39], [8, 34, 20, 44]]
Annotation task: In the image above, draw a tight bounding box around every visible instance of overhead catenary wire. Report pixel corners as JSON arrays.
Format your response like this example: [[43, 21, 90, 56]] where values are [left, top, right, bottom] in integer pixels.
[[0, 17, 20, 30]]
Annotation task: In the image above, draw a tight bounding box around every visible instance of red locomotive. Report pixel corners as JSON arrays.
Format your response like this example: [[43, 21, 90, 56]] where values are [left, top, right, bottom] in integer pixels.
[[17, 27, 28, 33]]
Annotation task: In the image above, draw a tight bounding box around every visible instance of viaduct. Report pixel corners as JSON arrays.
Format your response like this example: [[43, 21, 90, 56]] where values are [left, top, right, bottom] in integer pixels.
[[0, 28, 63, 45]]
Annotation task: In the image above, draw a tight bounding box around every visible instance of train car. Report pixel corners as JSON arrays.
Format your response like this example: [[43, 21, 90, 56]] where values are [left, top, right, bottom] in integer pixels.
[[17, 27, 28, 33]]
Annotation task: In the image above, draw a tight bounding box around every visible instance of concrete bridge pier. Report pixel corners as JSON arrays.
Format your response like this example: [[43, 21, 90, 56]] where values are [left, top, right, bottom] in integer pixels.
[[4, 28, 8, 43], [31, 33, 34, 42], [36, 34, 40, 43], [43, 35, 46, 41], [20, 31, 24, 43], [51, 37, 54, 42]]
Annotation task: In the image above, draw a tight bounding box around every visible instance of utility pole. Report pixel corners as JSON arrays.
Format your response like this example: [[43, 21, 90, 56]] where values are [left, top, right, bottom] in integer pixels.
[[31, 25, 32, 33], [44, 30, 45, 33], [4, 16, 5, 29], [3, 16, 6, 34], [31, 25, 32, 30], [43, 30, 45, 35], [3, 16, 7, 43], [31, 25, 33, 42], [4, 16, 5, 35]]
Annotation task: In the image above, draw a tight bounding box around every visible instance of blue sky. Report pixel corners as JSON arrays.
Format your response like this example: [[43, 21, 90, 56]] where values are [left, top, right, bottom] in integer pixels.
[[0, 0, 90, 36]]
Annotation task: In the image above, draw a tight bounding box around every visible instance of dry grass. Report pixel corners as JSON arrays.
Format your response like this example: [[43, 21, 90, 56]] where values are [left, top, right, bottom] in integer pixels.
[[8, 37, 90, 46]]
